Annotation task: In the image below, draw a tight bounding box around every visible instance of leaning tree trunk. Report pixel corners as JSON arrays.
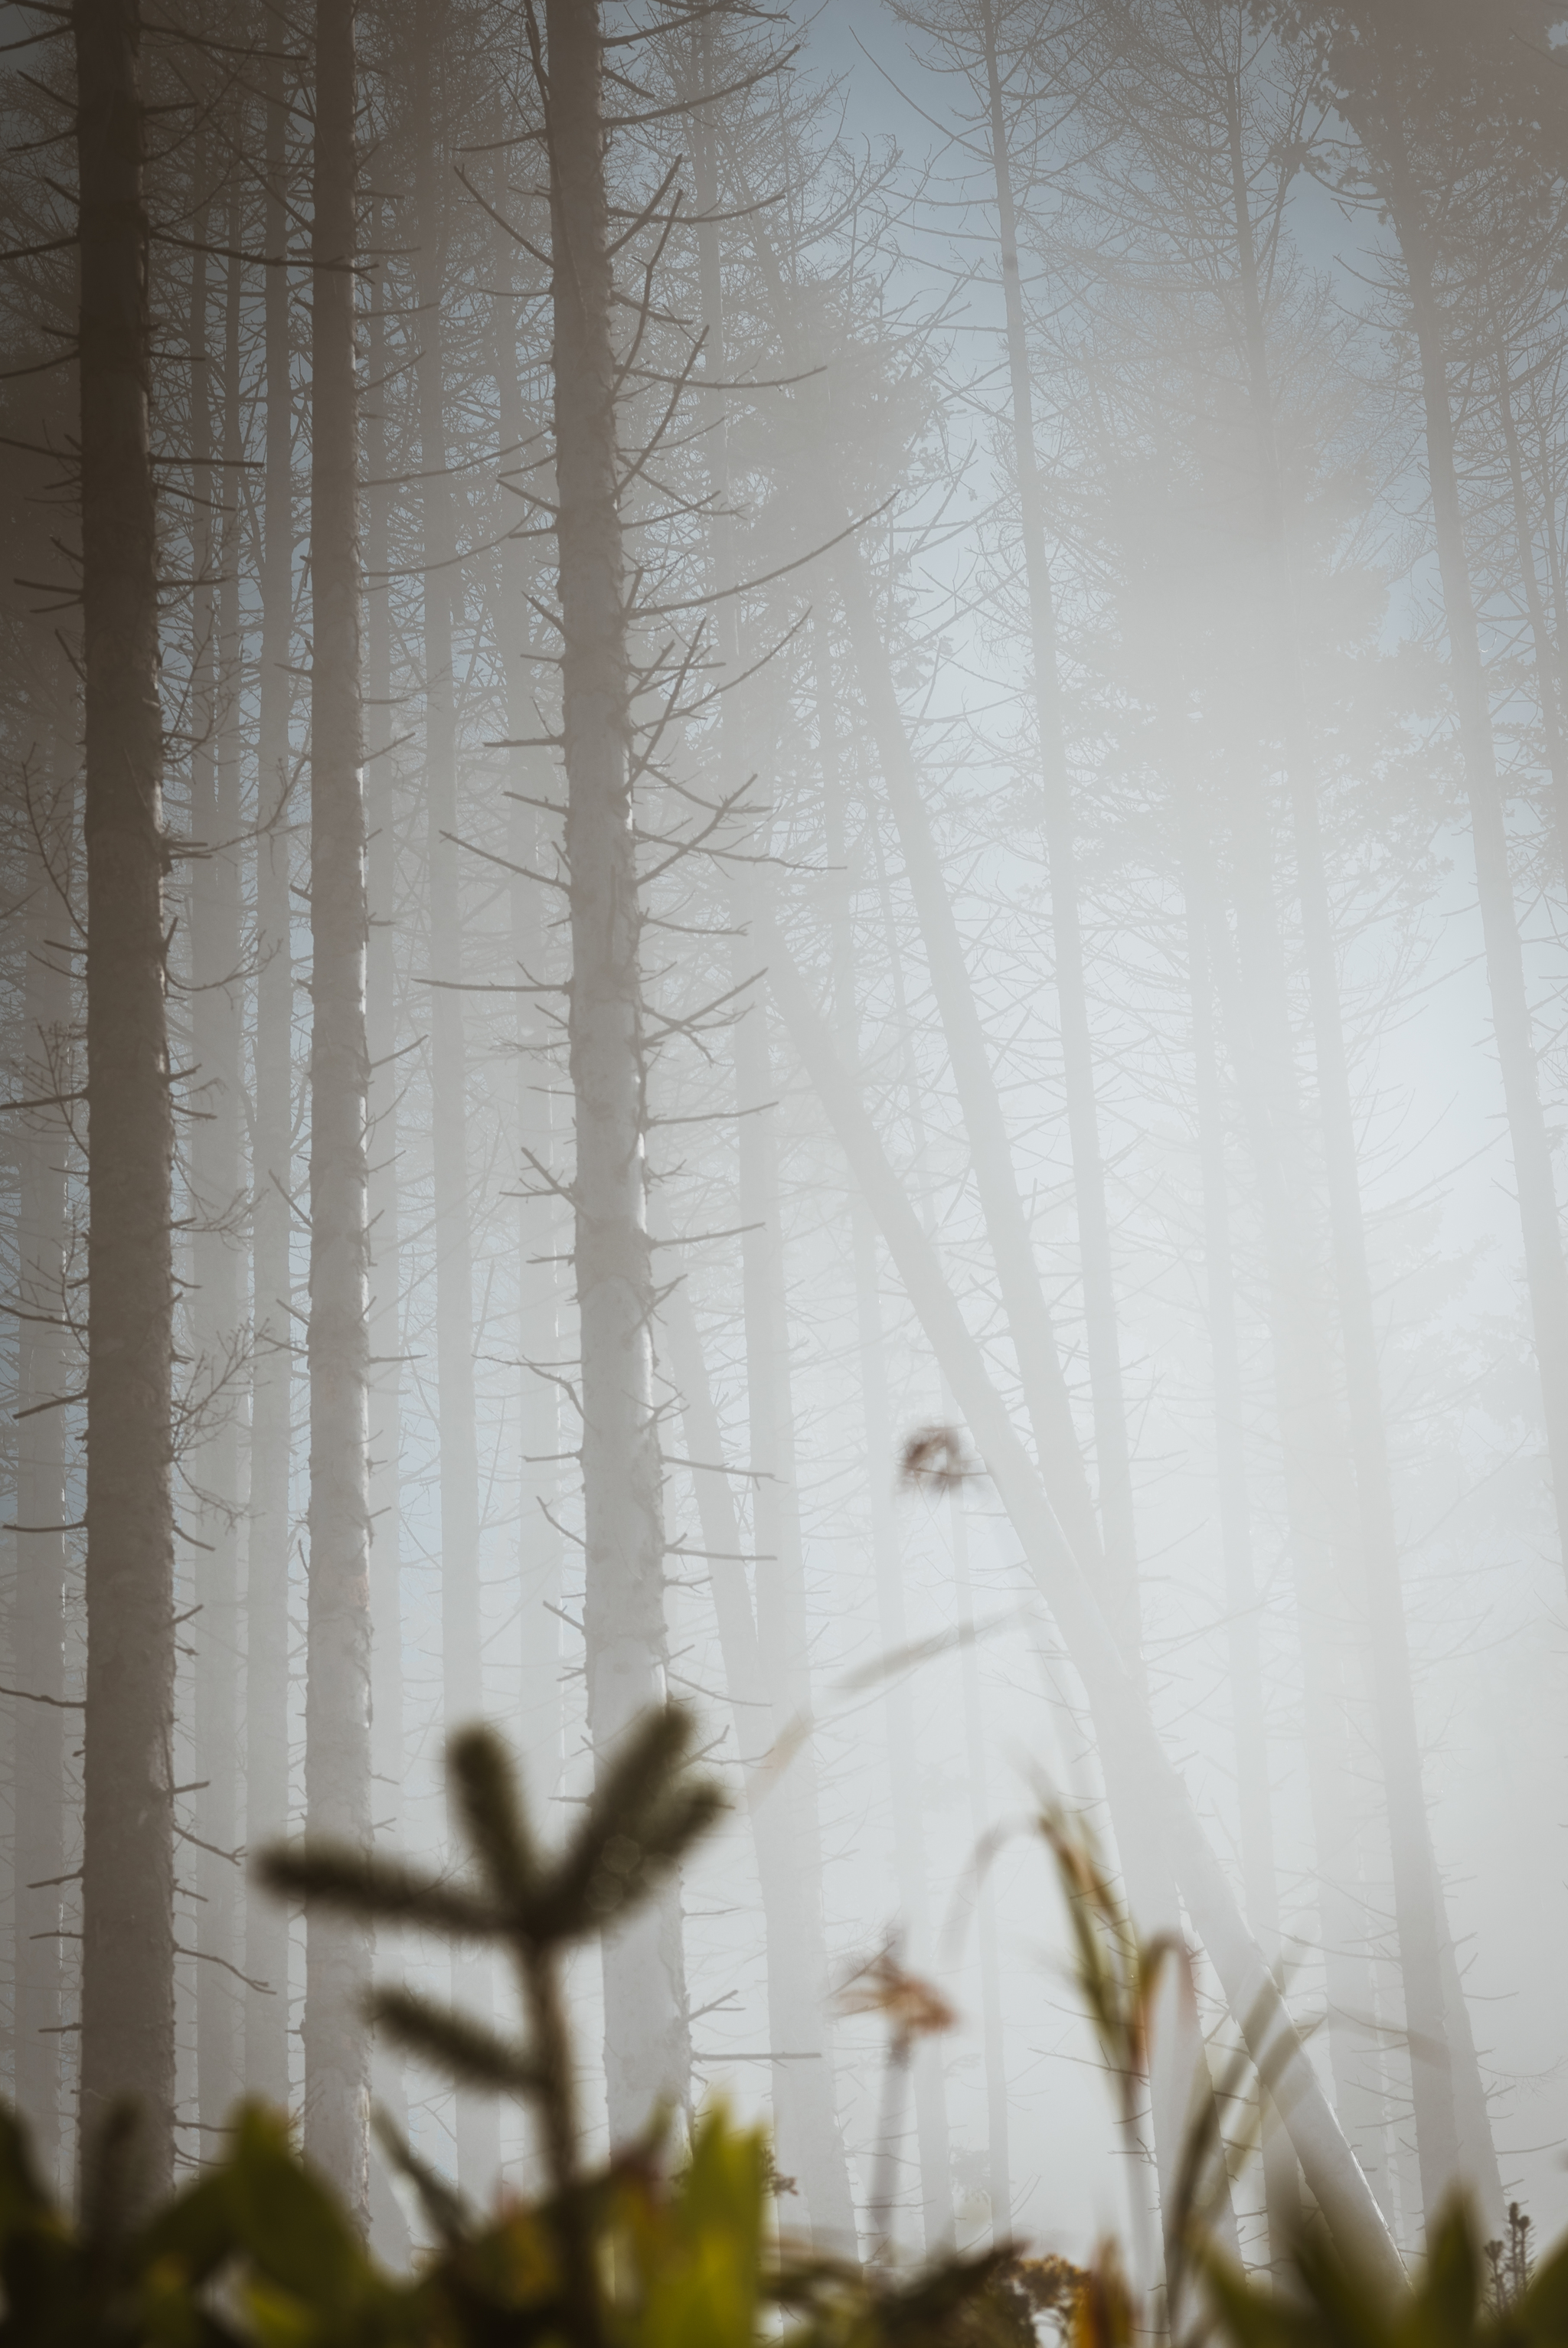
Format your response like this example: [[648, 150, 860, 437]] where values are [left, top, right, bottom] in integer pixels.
[[74, 0, 177, 2205], [1493, 336, 1568, 873], [302, 0, 372, 2221], [760, 911, 1406, 2291], [547, 0, 688, 2134], [977, 0, 1138, 1625], [247, 0, 297, 2111], [1179, 814, 1302, 2271], [1224, 100, 1496, 2223], [825, 547, 1231, 2262], [1382, 146, 1568, 1589]]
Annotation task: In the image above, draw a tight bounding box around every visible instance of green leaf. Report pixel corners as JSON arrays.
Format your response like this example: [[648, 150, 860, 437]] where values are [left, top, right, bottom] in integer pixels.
[[0, 2103, 51, 2244], [1413, 2198, 1481, 2348], [139, 2167, 244, 2288], [258, 1843, 500, 1941], [225, 2102, 368, 2315], [447, 1727, 538, 1905], [371, 1987, 543, 2098]]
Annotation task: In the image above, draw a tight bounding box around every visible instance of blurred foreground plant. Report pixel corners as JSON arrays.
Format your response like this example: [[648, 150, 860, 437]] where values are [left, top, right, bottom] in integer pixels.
[[2, 1713, 1563, 2348], [0, 1705, 1027, 2348]]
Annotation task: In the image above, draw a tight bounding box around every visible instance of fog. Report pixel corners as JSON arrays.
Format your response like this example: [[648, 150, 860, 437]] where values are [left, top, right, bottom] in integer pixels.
[[2, 0, 1567, 2291]]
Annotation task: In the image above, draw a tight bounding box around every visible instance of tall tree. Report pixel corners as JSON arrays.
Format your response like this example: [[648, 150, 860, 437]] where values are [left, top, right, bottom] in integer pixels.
[[410, 0, 496, 2194], [1272, 0, 1568, 1592], [542, 0, 688, 2133], [302, 0, 372, 2218], [14, 771, 74, 2187], [246, 0, 299, 2112], [189, 175, 247, 2151], [74, 0, 178, 2201]]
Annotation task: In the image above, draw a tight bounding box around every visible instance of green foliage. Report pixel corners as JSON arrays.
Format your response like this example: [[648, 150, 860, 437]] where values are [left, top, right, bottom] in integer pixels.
[[18, 1712, 1568, 2348], [1202, 2197, 1568, 2348], [0, 1706, 1028, 2348]]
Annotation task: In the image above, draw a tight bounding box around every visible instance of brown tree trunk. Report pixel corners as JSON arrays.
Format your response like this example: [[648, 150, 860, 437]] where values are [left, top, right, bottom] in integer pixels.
[[361, 198, 410, 2265], [190, 188, 247, 2153], [410, 5, 495, 2193], [302, 0, 372, 2219], [547, 0, 688, 2134], [246, 0, 297, 2111], [15, 776, 73, 2186], [74, 0, 177, 2203]]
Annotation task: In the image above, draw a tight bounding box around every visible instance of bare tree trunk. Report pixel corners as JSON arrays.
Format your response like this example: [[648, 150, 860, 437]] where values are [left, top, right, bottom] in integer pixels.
[[828, 711, 956, 2254], [363, 202, 410, 2265], [1180, 830, 1301, 2271], [1494, 335, 1568, 870], [686, 71, 856, 2242], [976, 0, 1138, 1621], [546, 0, 688, 2134], [246, 0, 297, 2109], [1224, 98, 1493, 2222], [74, 0, 177, 2200], [760, 909, 1406, 2292], [948, 1486, 1011, 2247], [1203, 854, 1400, 2235], [15, 782, 73, 2185], [303, 0, 371, 2219], [410, 0, 495, 2196], [829, 555, 1228, 2268], [488, 230, 565, 1851], [1386, 152, 1568, 1588], [190, 192, 247, 2152], [657, 1276, 858, 2253]]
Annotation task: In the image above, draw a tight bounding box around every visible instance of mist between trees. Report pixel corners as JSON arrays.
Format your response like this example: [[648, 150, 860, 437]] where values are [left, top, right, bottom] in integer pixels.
[[1, 0, 1566, 2291]]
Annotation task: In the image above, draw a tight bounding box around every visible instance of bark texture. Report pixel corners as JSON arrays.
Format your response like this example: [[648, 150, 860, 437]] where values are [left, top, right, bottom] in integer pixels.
[[303, 0, 372, 2219], [547, 0, 688, 2133], [74, 0, 177, 2199], [246, 0, 297, 2108], [15, 792, 72, 2185]]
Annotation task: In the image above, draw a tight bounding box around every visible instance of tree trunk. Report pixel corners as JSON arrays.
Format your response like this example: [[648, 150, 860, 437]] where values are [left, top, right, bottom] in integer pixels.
[[948, 1484, 1012, 2247], [830, 551, 1232, 2270], [687, 70, 856, 2242], [246, 0, 297, 2111], [363, 199, 410, 2266], [488, 234, 566, 1856], [1493, 334, 1568, 872], [15, 780, 73, 2186], [547, 0, 688, 2135], [1180, 828, 1301, 2271], [1387, 153, 1568, 1587], [1225, 96, 1494, 2222], [303, 0, 372, 2219], [1202, 858, 1400, 2234], [977, 0, 1138, 1625], [74, 0, 177, 2202], [190, 191, 246, 2153], [657, 1274, 858, 2253], [760, 908, 1406, 2293], [410, 0, 495, 2196]]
